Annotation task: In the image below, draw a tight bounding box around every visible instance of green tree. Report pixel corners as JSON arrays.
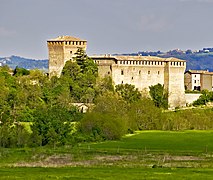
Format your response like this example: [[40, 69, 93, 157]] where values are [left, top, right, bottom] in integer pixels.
[[61, 48, 98, 103], [128, 98, 163, 130], [149, 83, 168, 109], [13, 66, 30, 76], [30, 105, 80, 146], [95, 76, 114, 96], [193, 90, 213, 106], [79, 93, 129, 141], [115, 84, 141, 103]]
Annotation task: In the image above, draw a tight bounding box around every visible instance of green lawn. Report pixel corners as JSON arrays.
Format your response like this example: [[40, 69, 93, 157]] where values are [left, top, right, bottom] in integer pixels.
[[83, 130, 213, 154], [0, 130, 213, 179], [0, 167, 213, 180]]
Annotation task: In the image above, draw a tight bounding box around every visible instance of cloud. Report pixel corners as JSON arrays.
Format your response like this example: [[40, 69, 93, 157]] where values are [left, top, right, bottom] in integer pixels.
[[0, 27, 16, 37]]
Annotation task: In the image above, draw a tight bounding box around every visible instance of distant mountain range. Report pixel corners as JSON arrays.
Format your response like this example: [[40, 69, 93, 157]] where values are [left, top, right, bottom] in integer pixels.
[[0, 55, 48, 72], [1, 48, 213, 72]]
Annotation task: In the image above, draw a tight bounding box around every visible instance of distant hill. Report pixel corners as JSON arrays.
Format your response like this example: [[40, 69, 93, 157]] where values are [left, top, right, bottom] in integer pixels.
[[1, 49, 213, 72], [159, 53, 213, 72], [115, 49, 213, 72], [0, 55, 48, 71]]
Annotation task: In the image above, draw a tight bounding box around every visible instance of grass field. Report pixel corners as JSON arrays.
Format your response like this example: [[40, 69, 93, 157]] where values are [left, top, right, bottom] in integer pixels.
[[0, 130, 213, 179]]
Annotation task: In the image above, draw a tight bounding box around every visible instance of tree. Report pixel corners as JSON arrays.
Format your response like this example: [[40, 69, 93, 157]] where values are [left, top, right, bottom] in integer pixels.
[[30, 105, 79, 146], [193, 90, 213, 106], [61, 48, 98, 103], [128, 98, 162, 130], [149, 83, 168, 109], [79, 93, 129, 141], [95, 76, 114, 96], [115, 84, 141, 103], [13, 66, 30, 76]]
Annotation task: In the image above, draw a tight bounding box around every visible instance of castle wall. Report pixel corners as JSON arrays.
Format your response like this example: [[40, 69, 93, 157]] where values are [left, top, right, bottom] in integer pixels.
[[112, 64, 165, 92], [94, 58, 116, 77], [48, 36, 87, 77], [184, 72, 192, 90], [165, 61, 186, 108], [48, 42, 64, 77], [185, 93, 201, 105], [201, 74, 213, 91], [93, 56, 186, 109], [63, 42, 87, 63]]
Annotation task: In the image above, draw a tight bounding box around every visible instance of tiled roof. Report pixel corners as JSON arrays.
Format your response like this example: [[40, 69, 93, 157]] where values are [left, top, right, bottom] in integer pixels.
[[48, 36, 86, 42], [91, 55, 185, 62]]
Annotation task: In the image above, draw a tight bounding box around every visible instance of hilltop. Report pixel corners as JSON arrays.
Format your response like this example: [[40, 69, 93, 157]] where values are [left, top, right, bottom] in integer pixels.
[[0, 55, 48, 71]]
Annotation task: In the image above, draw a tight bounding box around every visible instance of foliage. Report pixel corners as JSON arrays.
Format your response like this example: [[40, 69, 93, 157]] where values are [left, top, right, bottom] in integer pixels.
[[0, 122, 30, 148], [61, 48, 98, 103], [30, 105, 79, 147], [149, 83, 168, 109], [95, 76, 114, 96], [13, 66, 30, 76], [115, 84, 141, 103], [78, 93, 129, 141], [128, 98, 163, 130], [193, 90, 213, 106]]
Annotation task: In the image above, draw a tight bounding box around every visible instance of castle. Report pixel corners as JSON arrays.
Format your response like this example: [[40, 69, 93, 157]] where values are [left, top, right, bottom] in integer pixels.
[[47, 36, 87, 77], [47, 36, 186, 108]]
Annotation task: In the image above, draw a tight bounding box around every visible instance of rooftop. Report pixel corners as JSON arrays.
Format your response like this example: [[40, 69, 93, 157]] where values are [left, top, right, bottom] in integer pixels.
[[47, 35, 87, 42], [91, 55, 185, 62], [187, 70, 210, 74]]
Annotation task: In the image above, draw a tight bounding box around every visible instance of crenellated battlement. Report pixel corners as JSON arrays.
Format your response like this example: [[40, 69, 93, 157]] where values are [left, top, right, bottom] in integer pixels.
[[92, 55, 186, 109], [47, 36, 87, 77]]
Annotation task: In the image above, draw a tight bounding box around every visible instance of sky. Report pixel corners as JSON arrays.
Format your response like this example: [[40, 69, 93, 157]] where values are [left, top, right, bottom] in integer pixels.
[[1, 0, 213, 59]]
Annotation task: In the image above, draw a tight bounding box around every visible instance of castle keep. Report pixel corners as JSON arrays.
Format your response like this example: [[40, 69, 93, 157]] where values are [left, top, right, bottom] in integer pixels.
[[47, 36, 87, 77], [48, 36, 186, 108]]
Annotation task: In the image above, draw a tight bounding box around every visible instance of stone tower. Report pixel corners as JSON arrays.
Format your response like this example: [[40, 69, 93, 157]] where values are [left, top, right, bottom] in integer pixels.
[[163, 58, 186, 108], [47, 36, 87, 77]]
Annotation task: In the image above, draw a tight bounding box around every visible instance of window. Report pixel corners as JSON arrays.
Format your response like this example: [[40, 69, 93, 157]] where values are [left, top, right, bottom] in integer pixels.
[[70, 51, 73, 59], [194, 80, 196, 83], [132, 77, 134, 80], [148, 71, 150, 74], [158, 71, 160, 75], [108, 71, 110, 74], [139, 70, 141, 75], [121, 70, 124, 75], [122, 81, 123, 84]]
